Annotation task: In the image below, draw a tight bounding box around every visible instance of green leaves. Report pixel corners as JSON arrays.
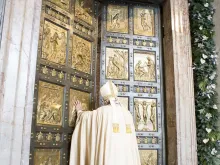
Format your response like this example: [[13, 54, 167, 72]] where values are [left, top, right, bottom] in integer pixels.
[[189, 0, 219, 164]]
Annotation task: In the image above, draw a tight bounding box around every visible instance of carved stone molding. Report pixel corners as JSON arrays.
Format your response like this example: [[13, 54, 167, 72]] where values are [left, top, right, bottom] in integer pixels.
[[0, 0, 42, 164], [163, 0, 198, 164]]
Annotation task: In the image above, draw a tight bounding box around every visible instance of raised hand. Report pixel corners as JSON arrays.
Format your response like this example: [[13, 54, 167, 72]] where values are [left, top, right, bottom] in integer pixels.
[[74, 100, 83, 112]]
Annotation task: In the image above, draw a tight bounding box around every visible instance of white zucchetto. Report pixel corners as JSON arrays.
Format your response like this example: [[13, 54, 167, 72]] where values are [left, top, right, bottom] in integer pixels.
[[100, 81, 118, 101]]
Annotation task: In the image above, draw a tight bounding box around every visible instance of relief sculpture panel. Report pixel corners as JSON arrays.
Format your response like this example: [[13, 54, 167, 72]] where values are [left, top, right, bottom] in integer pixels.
[[134, 98, 157, 132], [42, 21, 67, 65], [75, 0, 93, 25], [134, 7, 155, 36], [34, 149, 60, 165], [69, 89, 90, 127], [37, 81, 63, 126], [107, 4, 128, 33], [72, 34, 92, 74], [106, 47, 129, 80], [134, 50, 156, 82], [49, 0, 70, 11], [139, 150, 157, 165]]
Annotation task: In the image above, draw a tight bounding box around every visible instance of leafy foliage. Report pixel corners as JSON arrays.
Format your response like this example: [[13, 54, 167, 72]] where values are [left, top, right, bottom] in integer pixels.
[[188, 0, 220, 164]]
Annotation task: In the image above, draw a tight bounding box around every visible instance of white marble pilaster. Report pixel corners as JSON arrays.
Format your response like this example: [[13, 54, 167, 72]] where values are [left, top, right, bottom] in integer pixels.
[[0, 0, 42, 164], [170, 0, 198, 164]]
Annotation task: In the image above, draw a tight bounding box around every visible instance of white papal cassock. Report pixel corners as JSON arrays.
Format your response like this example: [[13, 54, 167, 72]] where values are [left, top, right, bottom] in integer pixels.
[[69, 81, 141, 165]]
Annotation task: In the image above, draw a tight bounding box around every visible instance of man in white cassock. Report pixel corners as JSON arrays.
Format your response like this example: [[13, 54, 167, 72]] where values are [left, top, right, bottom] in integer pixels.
[[69, 81, 141, 165]]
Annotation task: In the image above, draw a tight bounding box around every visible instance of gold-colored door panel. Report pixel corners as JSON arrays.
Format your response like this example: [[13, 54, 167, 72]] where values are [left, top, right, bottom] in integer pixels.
[[37, 81, 64, 126], [42, 21, 67, 65], [34, 149, 60, 165], [49, 0, 70, 11], [107, 4, 128, 33], [71, 34, 92, 74], [75, 0, 93, 25], [30, 0, 98, 164], [134, 50, 156, 82], [134, 98, 157, 132], [69, 89, 91, 127], [133, 7, 155, 36], [105, 47, 129, 80], [139, 150, 158, 165], [101, 3, 163, 164]]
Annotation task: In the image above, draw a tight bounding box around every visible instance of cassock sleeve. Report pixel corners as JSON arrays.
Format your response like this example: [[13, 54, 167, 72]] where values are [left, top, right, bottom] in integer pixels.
[[69, 110, 95, 165], [70, 107, 110, 165]]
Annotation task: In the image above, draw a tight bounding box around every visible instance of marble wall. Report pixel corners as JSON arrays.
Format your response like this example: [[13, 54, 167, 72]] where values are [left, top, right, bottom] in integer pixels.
[[0, 0, 6, 44], [163, 0, 197, 164], [0, 0, 42, 164], [0, 0, 197, 165]]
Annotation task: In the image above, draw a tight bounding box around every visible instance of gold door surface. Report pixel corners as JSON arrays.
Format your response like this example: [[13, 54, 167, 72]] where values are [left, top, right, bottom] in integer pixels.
[[29, 0, 98, 164], [100, 2, 164, 165]]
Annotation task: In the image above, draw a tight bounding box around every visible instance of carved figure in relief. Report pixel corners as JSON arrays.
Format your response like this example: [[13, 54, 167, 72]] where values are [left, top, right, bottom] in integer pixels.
[[106, 49, 128, 80], [140, 10, 152, 31], [134, 53, 155, 82], [135, 99, 157, 132], [59, 32, 67, 55], [72, 35, 91, 74], [150, 102, 157, 131], [134, 8, 154, 36], [106, 57, 115, 77], [43, 24, 51, 50], [50, 32, 59, 56], [145, 57, 156, 81], [135, 61, 145, 78], [42, 21, 67, 65], [142, 101, 148, 123], [35, 150, 60, 165], [139, 150, 157, 165], [39, 157, 58, 165], [111, 13, 120, 29], [37, 82, 63, 126], [107, 5, 128, 33]]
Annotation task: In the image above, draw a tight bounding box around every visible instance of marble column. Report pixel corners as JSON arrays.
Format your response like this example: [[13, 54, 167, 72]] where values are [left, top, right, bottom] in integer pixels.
[[163, 0, 198, 164], [0, 0, 42, 164]]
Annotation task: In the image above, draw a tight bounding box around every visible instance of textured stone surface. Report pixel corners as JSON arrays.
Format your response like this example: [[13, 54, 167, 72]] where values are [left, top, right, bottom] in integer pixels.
[[0, 0, 42, 164], [163, 0, 197, 164]]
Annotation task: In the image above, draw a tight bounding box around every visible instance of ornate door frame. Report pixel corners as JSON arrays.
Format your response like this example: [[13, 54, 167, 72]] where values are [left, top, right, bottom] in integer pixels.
[[0, 0, 197, 165], [100, 1, 165, 164], [29, 0, 98, 164]]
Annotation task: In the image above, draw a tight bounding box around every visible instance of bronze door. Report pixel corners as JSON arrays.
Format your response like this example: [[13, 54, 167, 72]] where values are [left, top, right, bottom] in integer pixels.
[[29, 0, 98, 164], [100, 2, 164, 165]]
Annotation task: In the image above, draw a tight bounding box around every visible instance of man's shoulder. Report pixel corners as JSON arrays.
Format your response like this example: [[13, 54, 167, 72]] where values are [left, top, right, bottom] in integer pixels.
[[96, 105, 112, 112]]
